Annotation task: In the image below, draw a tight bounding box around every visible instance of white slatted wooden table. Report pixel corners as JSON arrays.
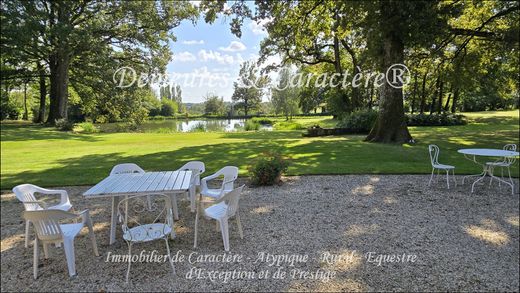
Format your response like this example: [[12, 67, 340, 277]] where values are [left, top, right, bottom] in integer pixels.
[[83, 171, 192, 245]]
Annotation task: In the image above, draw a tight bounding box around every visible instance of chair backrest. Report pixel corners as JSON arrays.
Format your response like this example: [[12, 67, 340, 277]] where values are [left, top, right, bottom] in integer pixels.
[[503, 144, 517, 164], [13, 184, 42, 211], [428, 144, 440, 166], [117, 194, 173, 242], [23, 210, 75, 242], [220, 185, 244, 218], [218, 166, 239, 192], [177, 161, 205, 185], [110, 163, 145, 175]]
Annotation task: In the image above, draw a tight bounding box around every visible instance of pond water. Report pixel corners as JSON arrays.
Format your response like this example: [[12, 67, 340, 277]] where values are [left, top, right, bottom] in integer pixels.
[[100, 119, 273, 133]]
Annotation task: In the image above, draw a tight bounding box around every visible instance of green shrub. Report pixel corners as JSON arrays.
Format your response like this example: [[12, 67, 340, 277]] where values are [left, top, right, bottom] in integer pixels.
[[190, 122, 206, 132], [244, 120, 260, 131], [249, 152, 290, 186], [54, 119, 74, 131], [251, 117, 274, 125], [406, 113, 466, 126], [160, 99, 178, 117], [74, 122, 99, 133], [336, 110, 378, 133]]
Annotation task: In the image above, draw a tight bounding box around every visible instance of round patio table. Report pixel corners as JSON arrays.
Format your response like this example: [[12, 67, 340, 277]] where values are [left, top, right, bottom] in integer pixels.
[[458, 148, 519, 194]]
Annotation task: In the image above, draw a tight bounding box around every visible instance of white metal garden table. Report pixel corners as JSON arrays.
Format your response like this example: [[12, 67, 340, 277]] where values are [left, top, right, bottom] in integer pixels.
[[458, 148, 519, 194], [83, 170, 192, 244]]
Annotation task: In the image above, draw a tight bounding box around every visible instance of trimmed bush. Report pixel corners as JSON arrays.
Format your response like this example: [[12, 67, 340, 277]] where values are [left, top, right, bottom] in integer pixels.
[[251, 117, 274, 125], [406, 113, 466, 126], [336, 110, 378, 133], [54, 119, 74, 131], [74, 122, 99, 133], [244, 120, 260, 131], [249, 152, 290, 186]]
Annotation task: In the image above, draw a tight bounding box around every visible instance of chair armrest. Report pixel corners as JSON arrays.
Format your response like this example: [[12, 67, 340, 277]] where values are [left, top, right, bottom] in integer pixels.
[[32, 187, 70, 206], [22, 200, 48, 209], [78, 209, 92, 225]]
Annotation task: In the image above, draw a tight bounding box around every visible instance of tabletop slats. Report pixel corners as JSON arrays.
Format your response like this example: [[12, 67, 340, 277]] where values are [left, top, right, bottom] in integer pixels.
[[83, 171, 192, 198]]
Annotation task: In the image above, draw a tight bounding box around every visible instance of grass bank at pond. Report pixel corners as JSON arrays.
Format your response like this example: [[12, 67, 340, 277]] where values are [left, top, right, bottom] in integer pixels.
[[1, 111, 518, 188]]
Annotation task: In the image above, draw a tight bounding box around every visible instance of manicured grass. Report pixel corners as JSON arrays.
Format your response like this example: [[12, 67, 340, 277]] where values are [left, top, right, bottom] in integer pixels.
[[1, 111, 518, 188]]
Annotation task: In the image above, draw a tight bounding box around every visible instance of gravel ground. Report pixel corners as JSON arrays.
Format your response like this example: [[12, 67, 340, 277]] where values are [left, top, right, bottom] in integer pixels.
[[1, 175, 519, 292]]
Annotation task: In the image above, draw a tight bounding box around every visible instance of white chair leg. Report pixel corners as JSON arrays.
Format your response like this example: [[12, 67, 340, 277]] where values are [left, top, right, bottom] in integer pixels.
[[193, 209, 199, 249], [171, 194, 179, 220], [453, 169, 457, 187], [25, 220, 31, 248], [43, 243, 50, 259], [236, 213, 244, 239], [87, 219, 99, 256], [146, 195, 153, 211], [33, 238, 39, 279], [446, 170, 450, 189], [189, 187, 196, 213], [499, 168, 504, 187], [164, 239, 176, 276], [428, 168, 435, 186], [63, 239, 76, 277], [219, 219, 229, 251], [126, 243, 132, 283]]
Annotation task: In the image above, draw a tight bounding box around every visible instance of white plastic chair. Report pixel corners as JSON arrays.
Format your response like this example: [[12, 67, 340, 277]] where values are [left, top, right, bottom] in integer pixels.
[[200, 166, 239, 200], [23, 209, 99, 279], [13, 184, 72, 248], [194, 185, 245, 251], [487, 144, 517, 187], [176, 161, 205, 212], [117, 194, 175, 283], [428, 144, 456, 189]]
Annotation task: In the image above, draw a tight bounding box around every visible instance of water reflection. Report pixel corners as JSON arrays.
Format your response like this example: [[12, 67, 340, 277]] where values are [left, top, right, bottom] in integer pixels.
[[103, 119, 273, 133]]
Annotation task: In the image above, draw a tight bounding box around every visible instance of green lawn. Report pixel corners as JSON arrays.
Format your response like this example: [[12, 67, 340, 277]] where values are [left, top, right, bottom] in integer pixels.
[[1, 111, 518, 189]]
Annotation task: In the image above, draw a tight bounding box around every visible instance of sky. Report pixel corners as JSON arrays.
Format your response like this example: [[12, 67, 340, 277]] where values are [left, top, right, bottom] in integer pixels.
[[166, 6, 273, 103]]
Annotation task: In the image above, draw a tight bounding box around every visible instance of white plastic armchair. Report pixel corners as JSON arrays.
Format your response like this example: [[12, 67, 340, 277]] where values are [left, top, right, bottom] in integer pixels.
[[13, 184, 72, 248], [200, 166, 239, 200], [117, 194, 175, 283], [176, 161, 205, 212], [487, 144, 517, 187], [194, 185, 245, 251], [23, 209, 99, 279], [428, 144, 456, 189]]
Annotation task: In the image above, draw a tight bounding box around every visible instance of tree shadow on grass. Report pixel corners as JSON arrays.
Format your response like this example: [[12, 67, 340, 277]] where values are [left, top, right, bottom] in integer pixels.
[[0, 123, 103, 142]]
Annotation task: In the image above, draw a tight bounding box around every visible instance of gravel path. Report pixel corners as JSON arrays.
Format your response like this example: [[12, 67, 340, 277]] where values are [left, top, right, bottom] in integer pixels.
[[1, 175, 519, 292]]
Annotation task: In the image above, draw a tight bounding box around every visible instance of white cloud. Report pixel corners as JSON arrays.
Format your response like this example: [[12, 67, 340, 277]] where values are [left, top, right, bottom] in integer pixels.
[[249, 18, 271, 36], [198, 49, 235, 65], [182, 40, 204, 45], [219, 41, 246, 52], [172, 51, 196, 62]]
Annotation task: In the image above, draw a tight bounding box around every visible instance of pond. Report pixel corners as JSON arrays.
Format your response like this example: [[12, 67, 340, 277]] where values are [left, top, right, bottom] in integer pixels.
[[99, 118, 273, 133]]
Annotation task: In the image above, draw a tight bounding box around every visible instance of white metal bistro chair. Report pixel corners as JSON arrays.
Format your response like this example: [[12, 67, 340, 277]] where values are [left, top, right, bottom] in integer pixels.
[[194, 185, 245, 251], [428, 144, 456, 189], [13, 184, 72, 248], [200, 166, 239, 200], [23, 209, 99, 279], [117, 194, 175, 283], [487, 144, 517, 187], [176, 161, 205, 212]]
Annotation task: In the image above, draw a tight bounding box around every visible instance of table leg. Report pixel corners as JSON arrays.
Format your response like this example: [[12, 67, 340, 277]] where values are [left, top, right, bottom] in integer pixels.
[[167, 194, 177, 240], [471, 167, 488, 193], [488, 169, 515, 195], [169, 194, 179, 220], [110, 196, 120, 245]]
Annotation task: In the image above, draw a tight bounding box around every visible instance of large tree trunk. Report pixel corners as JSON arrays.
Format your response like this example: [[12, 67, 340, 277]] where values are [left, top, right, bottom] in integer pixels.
[[23, 82, 28, 120], [451, 87, 459, 113], [365, 1, 412, 144], [410, 72, 418, 114], [419, 71, 428, 114], [36, 63, 47, 123], [47, 52, 70, 123], [437, 79, 444, 114]]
